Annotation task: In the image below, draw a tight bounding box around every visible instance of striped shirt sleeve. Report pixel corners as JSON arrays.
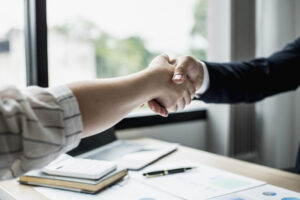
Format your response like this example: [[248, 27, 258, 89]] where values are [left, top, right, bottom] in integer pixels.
[[0, 85, 83, 180]]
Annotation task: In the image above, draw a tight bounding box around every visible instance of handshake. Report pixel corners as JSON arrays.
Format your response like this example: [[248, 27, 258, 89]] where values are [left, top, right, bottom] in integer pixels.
[[145, 54, 205, 117]]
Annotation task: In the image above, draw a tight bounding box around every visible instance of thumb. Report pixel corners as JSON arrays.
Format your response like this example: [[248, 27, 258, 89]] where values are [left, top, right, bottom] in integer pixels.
[[172, 64, 186, 84]]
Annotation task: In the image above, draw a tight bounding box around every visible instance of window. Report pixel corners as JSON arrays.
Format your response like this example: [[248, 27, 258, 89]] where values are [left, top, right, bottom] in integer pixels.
[[0, 0, 207, 126], [0, 1, 26, 87], [47, 0, 208, 86]]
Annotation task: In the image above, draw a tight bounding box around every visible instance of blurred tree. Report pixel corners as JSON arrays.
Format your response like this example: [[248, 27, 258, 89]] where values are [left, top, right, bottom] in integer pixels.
[[52, 19, 156, 78], [189, 0, 208, 60], [191, 0, 207, 37], [189, 48, 206, 60], [95, 35, 155, 78]]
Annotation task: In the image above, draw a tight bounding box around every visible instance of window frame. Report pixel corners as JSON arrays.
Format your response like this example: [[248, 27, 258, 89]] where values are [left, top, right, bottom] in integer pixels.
[[24, 0, 207, 129], [24, 0, 48, 87]]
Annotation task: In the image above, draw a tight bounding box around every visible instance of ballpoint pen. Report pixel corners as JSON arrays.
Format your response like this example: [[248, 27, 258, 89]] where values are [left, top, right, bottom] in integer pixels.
[[143, 167, 196, 178]]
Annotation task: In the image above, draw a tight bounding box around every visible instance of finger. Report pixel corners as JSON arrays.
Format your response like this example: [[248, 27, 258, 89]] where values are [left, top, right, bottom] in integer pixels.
[[172, 66, 185, 84], [168, 104, 177, 113], [169, 58, 177, 65], [160, 107, 169, 117], [172, 56, 204, 86], [183, 89, 192, 106], [148, 100, 168, 117], [148, 100, 159, 113], [186, 78, 196, 100], [156, 103, 169, 117], [172, 60, 188, 84], [147, 101, 156, 112], [175, 104, 179, 112], [176, 97, 186, 111]]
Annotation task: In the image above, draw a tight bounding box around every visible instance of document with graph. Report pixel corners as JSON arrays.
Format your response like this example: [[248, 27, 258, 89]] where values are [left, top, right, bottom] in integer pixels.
[[35, 160, 300, 200], [211, 184, 300, 200], [131, 160, 266, 200]]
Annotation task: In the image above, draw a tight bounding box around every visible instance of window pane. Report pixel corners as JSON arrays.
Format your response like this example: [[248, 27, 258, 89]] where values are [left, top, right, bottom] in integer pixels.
[[0, 1, 26, 87], [47, 0, 208, 86]]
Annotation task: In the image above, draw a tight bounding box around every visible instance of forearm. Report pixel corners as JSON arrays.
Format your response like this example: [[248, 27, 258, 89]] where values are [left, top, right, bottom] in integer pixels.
[[201, 60, 299, 103], [68, 69, 158, 137], [200, 38, 300, 103], [199, 60, 269, 103]]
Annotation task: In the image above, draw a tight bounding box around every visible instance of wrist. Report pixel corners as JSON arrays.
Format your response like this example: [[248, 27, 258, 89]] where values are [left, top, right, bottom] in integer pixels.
[[143, 66, 173, 100]]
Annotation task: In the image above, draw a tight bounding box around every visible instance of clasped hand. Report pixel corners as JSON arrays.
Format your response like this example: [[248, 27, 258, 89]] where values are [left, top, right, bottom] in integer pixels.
[[146, 54, 204, 117]]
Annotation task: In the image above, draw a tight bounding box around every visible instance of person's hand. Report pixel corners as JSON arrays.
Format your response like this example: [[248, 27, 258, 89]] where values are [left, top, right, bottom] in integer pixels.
[[171, 56, 204, 89], [146, 54, 196, 117], [148, 56, 204, 116]]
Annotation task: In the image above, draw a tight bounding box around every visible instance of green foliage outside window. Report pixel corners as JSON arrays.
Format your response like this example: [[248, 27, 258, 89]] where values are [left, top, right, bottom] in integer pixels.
[[51, 0, 207, 78], [94, 34, 156, 78], [191, 0, 207, 37]]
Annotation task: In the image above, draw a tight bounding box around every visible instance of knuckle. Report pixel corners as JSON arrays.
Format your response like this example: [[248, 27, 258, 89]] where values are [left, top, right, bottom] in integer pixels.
[[184, 55, 194, 62], [176, 66, 184, 73], [185, 55, 193, 60]]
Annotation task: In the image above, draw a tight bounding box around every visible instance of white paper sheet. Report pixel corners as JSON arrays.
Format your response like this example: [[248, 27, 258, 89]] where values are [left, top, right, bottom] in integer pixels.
[[35, 178, 181, 200], [210, 184, 300, 200], [239, 184, 300, 200], [210, 193, 257, 200], [131, 160, 265, 200]]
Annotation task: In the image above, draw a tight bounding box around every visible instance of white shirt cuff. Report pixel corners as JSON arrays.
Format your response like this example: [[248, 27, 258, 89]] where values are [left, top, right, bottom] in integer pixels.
[[196, 61, 210, 95], [47, 85, 83, 152]]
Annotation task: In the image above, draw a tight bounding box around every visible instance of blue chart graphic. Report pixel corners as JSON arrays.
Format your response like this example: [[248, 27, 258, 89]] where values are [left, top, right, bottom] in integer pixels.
[[263, 191, 277, 196], [281, 198, 300, 200]]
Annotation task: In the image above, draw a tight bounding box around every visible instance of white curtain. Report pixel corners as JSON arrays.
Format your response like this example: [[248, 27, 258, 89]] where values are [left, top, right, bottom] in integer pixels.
[[206, 0, 231, 156], [255, 0, 300, 169]]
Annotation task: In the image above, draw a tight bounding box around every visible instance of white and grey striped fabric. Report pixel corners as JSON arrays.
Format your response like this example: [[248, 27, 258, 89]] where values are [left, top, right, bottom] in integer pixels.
[[0, 85, 82, 180]]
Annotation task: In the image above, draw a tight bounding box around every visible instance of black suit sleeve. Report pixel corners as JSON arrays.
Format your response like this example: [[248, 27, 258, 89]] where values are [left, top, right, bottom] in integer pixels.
[[199, 37, 300, 103]]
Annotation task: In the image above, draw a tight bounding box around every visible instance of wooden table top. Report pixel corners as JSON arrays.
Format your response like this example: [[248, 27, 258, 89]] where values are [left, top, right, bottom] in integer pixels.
[[0, 138, 299, 200]]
